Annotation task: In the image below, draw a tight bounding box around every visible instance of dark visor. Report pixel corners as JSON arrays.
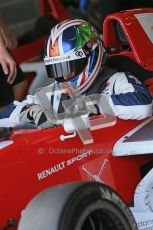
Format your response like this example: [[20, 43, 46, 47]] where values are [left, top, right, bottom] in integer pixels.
[[46, 57, 88, 82]]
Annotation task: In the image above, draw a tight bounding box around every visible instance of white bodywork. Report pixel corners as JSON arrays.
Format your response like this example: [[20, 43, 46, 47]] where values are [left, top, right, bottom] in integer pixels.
[[131, 169, 153, 230], [113, 116, 153, 156]]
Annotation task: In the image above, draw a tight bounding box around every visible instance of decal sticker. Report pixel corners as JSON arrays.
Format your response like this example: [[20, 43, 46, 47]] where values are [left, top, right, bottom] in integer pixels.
[[37, 151, 91, 180], [79, 156, 116, 188], [44, 48, 86, 65]]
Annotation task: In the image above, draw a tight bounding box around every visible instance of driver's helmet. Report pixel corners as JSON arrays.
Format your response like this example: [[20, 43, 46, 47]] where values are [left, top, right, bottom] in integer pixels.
[[44, 19, 103, 93]]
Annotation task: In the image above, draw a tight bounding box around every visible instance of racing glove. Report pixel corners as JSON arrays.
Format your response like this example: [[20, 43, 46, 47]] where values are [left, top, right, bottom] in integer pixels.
[[19, 104, 53, 128]]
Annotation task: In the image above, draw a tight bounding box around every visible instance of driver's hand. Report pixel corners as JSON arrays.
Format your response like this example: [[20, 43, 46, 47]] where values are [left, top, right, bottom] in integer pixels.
[[19, 104, 53, 128]]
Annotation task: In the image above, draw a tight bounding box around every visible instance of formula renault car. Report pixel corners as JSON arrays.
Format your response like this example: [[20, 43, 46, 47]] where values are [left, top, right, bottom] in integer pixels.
[[1, 7, 153, 230]]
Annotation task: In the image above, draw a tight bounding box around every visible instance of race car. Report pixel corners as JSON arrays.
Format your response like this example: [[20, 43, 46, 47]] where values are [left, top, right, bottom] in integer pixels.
[[1, 5, 153, 230]]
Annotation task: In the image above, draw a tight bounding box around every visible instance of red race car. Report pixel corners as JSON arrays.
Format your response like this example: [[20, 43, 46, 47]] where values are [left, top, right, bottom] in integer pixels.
[[1, 6, 153, 230]]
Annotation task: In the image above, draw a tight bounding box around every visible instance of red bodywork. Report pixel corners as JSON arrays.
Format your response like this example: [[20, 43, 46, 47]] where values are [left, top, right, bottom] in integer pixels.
[[1, 4, 153, 229], [103, 8, 153, 70], [1, 119, 153, 227]]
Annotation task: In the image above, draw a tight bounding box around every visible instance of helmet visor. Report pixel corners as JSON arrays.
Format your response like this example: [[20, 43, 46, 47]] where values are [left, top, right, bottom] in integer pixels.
[[46, 58, 88, 82], [44, 48, 88, 82]]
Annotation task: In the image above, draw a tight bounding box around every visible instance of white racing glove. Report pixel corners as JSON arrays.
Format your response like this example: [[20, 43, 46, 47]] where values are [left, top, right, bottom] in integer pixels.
[[19, 104, 53, 128]]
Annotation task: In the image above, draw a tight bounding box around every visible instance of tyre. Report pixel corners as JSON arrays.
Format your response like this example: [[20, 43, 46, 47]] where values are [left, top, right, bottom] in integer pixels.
[[18, 182, 137, 230]]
